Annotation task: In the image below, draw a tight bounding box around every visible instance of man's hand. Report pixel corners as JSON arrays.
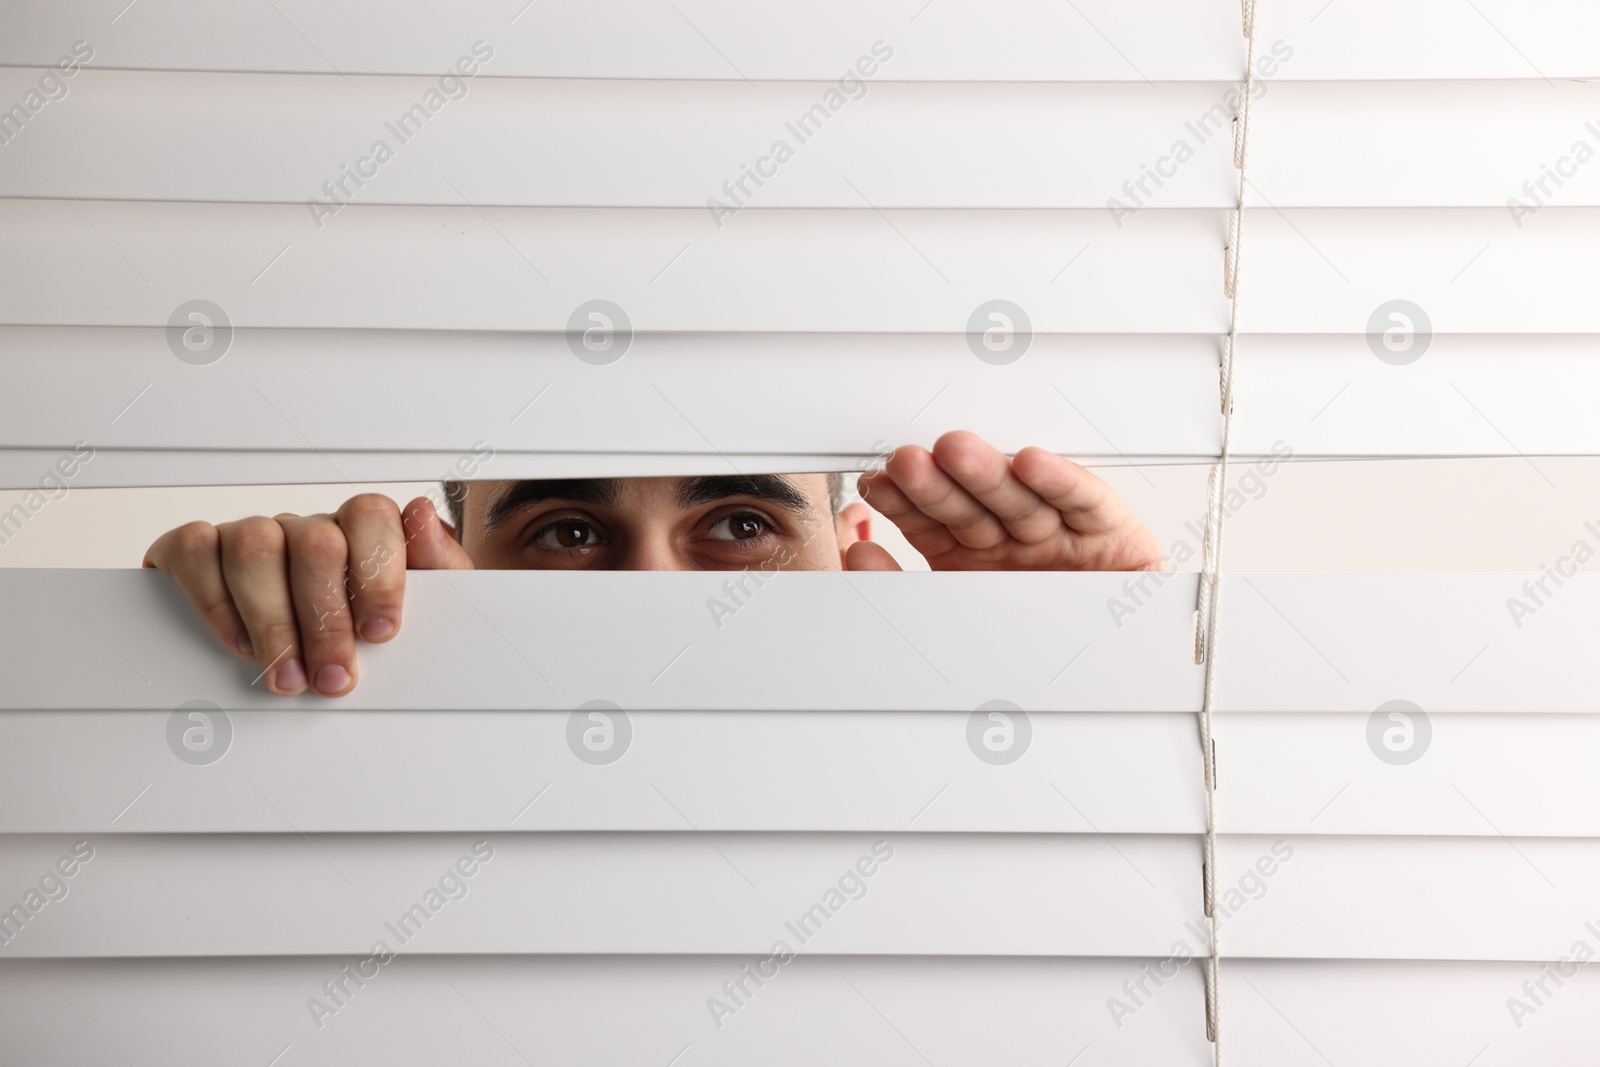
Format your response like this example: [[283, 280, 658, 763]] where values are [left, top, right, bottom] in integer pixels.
[[849, 431, 1165, 573], [142, 495, 471, 697]]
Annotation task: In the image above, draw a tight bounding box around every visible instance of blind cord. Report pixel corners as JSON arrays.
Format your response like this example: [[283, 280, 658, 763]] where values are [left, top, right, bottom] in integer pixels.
[[1198, 1, 1258, 1060]]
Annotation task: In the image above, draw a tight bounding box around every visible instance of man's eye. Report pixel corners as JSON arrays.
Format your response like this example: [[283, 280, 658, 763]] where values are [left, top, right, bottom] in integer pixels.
[[706, 512, 770, 542], [531, 519, 604, 550]]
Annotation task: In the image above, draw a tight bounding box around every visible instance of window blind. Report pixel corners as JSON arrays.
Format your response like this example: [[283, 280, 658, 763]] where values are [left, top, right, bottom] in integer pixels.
[[2, 1, 1597, 1064]]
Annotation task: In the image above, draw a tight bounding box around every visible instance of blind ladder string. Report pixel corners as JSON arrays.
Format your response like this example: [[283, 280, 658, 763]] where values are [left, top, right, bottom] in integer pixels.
[[1197, 0, 1259, 1060]]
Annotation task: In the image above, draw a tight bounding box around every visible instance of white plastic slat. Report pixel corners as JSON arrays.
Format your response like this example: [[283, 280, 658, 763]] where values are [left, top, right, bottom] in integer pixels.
[[6, 199, 1595, 335], [0, 328, 1220, 463], [1225, 959, 1599, 1067], [8, 570, 1600, 714], [12, 708, 1600, 838], [8, 331, 1600, 485], [0, 832, 1197, 958], [3, 955, 1586, 1067], [1217, 573, 1600, 713], [1257, 0, 1600, 81], [1221, 834, 1600, 962], [0, 73, 1238, 209], [0, 955, 1208, 1067], [1236, 333, 1600, 459], [0, 199, 1227, 333], [0, 447, 986, 490], [10, 0, 1596, 81], [10, 75, 1598, 209], [0, 570, 1204, 712], [1251, 80, 1600, 209], [9, 707, 1595, 837], [0, 711, 1204, 835], [0, 0, 1242, 81], [1219, 713, 1600, 838], [6, 831, 1594, 962], [1244, 207, 1600, 334]]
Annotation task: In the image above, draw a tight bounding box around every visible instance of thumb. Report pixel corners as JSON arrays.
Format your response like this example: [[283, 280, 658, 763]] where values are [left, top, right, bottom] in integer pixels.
[[844, 540, 903, 571], [403, 496, 476, 570]]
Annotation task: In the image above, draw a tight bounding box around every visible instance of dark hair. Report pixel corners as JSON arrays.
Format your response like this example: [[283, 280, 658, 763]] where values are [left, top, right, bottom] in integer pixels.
[[441, 473, 846, 534]]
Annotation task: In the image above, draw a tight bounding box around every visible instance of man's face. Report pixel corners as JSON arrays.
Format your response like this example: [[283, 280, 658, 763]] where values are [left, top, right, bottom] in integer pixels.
[[455, 474, 871, 571]]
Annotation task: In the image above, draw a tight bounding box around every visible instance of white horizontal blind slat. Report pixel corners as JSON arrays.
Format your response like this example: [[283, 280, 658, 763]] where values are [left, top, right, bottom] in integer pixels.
[[0, 329, 1220, 464], [7, 75, 1596, 209], [0, 74, 1242, 209], [0, 448, 1001, 489], [5, 200, 1594, 334], [1220, 835, 1600, 961], [1214, 573, 1600, 713], [0, 956, 1210, 1067], [1223, 959, 1600, 1067], [0, 570, 1202, 712], [9, 332, 1600, 487], [6, 571, 1599, 713], [0, 0, 1243, 80], [8, 0, 1595, 80], [0, 832, 1197, 958], [1249, 80, 1600, 209], [1243, 208, 1600, 333], [0, 200, 1226, 333], [0, 711, 1205, 835], [1235, 334, 1600, 459], [1255, 0, 1600, 80], [4, 956, 1586, 1067], [9, 710, 1594, 837], [1219, 714, 1600, 837], [6, 831, 1593, 961]]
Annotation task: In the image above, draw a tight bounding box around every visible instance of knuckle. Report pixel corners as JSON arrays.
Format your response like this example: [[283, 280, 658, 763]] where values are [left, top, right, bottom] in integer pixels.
[[351, 575, 403, 613], [949, 512, 993, 533], [1007, 499, 1047, 525], [225, 516, 287, 564], [293, 521, 350, 571], [169, 521, 219, 559], [300, 612, 353, 657], [350, 543, 403, 592], [920, 481, 958, 510], [254, 621, 300, 663], [339, 493, 399, 525], [194, 587, 240, 628]]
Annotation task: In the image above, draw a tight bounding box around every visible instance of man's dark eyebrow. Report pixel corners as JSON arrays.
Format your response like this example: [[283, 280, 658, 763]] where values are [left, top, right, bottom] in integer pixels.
[[483, 479, 622, 536], [675, 474, 813, 514]]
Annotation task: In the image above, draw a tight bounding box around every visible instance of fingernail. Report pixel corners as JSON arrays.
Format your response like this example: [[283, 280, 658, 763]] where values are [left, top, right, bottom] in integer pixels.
[[235, 634, 253, 656], [314, 664, 351, 696], [361, 618, 394, 641], [274, 657, 306, 693]]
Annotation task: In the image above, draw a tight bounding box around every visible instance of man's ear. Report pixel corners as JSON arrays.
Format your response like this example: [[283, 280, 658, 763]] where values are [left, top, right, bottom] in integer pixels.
[[834, 501, 872, 558]]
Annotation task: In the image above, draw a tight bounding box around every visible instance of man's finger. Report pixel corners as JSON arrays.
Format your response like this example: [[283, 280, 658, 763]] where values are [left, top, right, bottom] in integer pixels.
[[857, 470, 962, 558], [336, 493, 407, 643], [278, 514, 358, 697], [143, 521, 252, 659], [218, 516, 307, 696], [931, 431, 1062, 544], [882, 445, 1008, 550], [403, 496, 477, 571], [844, 541, 903, 571], [1010, 447, 1136, 536]]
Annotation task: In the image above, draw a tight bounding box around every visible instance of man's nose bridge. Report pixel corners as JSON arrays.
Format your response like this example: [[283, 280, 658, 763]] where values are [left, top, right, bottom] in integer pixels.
[[616, 533, 689, 571]]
